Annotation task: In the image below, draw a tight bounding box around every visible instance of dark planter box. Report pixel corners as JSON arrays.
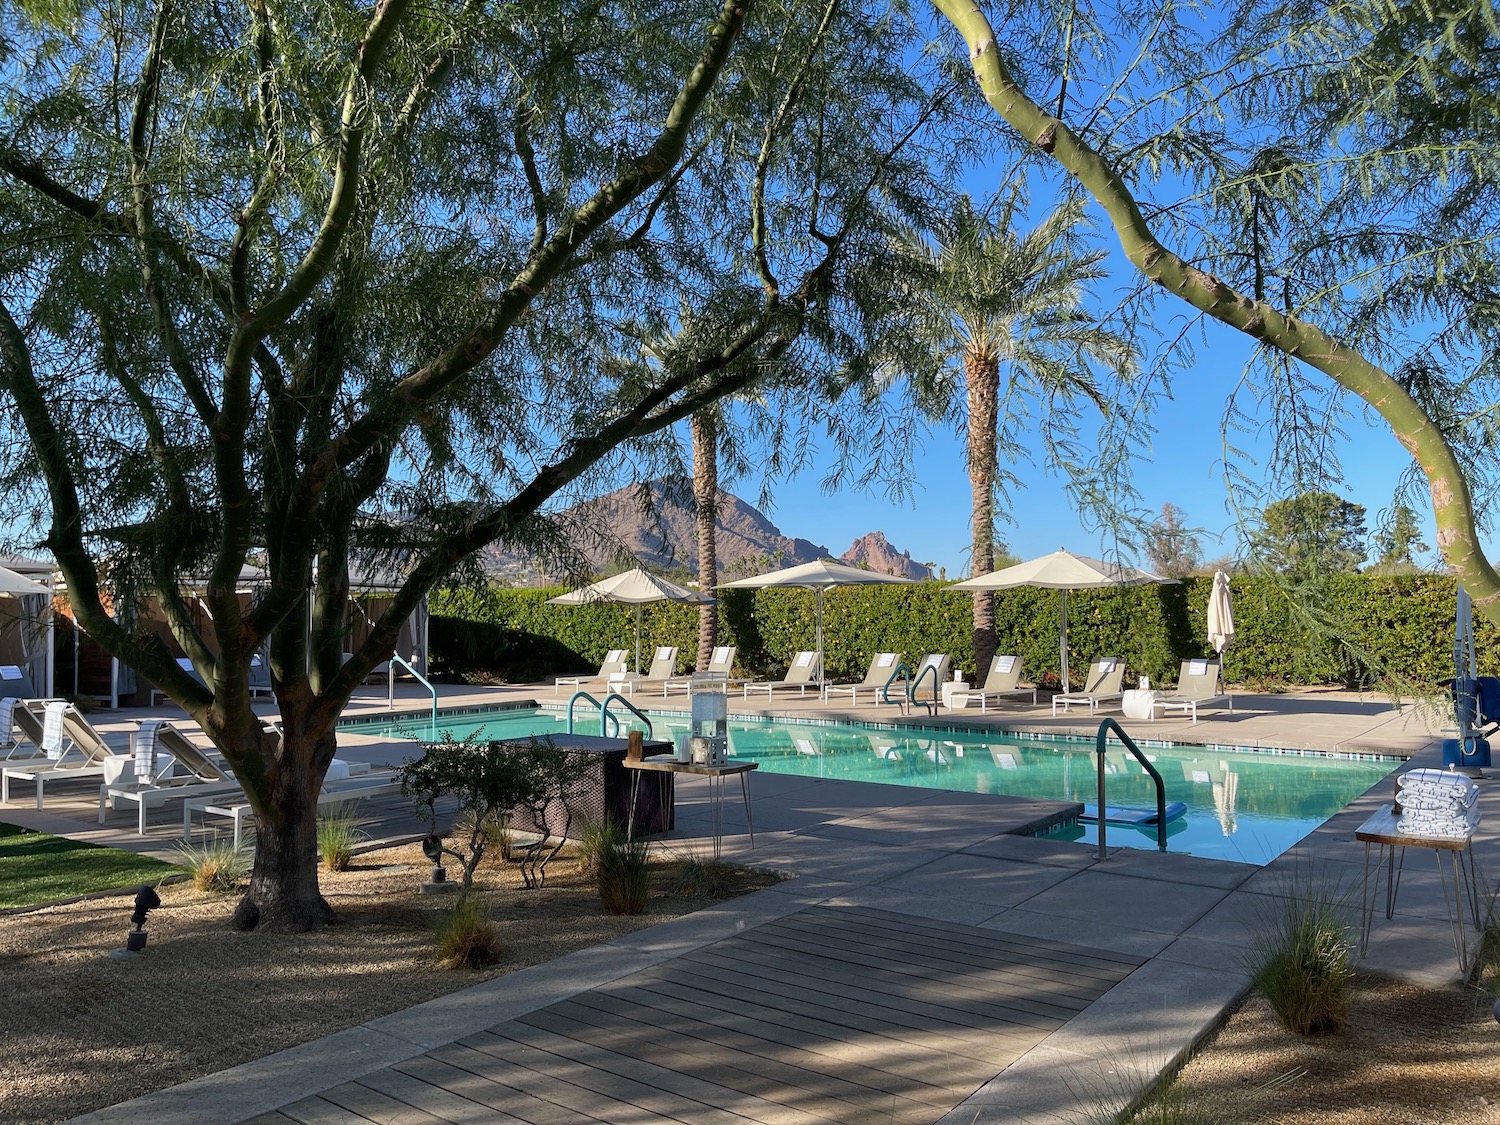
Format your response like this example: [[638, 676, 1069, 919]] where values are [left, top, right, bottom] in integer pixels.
[[492, 733, 674, 838]]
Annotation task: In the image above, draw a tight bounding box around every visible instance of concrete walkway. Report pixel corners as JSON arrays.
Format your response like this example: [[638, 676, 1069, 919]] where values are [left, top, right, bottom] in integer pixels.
[[18, 683, 1493, 1124]]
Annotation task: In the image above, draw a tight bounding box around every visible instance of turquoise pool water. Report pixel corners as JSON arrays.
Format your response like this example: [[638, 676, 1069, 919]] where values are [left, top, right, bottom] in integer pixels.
[[347, 707, 1399, 865]]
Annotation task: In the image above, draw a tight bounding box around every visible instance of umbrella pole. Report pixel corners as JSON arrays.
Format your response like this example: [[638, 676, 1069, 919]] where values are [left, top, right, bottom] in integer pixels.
[[1059, 589, 1070, 690], [634, 604, 642, 673], [815, 588, 825, 684]]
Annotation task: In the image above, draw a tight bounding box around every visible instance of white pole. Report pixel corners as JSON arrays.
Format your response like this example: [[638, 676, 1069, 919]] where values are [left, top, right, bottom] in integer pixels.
[[634, 603, 643, 673], [815, 588, 825, 683], [1059, 589, 1070, 690]]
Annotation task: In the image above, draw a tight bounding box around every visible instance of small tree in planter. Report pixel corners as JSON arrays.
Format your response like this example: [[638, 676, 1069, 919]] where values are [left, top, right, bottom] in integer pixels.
[[399, 735, 582, 890]]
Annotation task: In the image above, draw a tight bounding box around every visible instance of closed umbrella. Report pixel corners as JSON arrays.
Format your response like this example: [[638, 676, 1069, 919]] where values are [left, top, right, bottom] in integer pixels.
[[1206, 570, 1235, 655], [948, 548, 1173, 688], [548, 567, 713, 672], [718, 559, 915, 682]]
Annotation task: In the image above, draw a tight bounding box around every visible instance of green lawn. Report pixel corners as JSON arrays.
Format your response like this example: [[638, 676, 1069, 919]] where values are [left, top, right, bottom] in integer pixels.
[[0, 822, 186, 910]]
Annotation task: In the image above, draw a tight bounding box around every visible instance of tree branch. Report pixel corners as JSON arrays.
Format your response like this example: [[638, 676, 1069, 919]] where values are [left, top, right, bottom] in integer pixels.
[[931, 0, 1500, 613]]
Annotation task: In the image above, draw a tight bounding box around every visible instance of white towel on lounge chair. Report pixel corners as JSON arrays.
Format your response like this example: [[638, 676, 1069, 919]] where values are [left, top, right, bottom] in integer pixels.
[[130, 720, 177, 784], [42, 702, 66, 759]]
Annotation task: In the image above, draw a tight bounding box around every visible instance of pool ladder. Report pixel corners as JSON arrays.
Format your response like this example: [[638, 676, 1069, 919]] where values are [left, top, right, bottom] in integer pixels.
[[878, 662, 942, 716], [565, 690, 654, 740], [1094, 718, 1169, 856]]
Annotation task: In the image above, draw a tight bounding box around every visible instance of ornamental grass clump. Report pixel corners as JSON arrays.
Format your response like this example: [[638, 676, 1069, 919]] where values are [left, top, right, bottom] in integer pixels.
[[434, 893, 503, 970], [1246, 882, 1355, 1035], [584, 820, 651, 915], [177, 839, 251, 893], [317, 802, 369, 871]]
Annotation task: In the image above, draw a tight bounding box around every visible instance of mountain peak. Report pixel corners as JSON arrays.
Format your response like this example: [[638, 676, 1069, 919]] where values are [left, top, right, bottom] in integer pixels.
[[840, 531, 932, 579]]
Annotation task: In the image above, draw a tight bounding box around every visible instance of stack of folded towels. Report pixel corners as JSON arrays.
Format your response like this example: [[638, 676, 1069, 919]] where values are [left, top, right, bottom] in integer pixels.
[[1396, 767, 1481, 839]]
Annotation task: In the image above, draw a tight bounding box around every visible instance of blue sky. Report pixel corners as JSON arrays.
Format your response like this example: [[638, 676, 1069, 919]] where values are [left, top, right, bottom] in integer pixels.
[[711, 314, 1432, 578]]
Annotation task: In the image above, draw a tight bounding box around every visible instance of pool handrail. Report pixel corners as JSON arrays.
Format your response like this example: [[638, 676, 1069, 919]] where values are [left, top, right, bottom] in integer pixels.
[[879, 662, 910, 706], [387, 652, 438, 740], [1094, 718, 1168, 856], [909, 662, 941, 715], [600, 692, 653, 740], [567, 690, 607, 735]]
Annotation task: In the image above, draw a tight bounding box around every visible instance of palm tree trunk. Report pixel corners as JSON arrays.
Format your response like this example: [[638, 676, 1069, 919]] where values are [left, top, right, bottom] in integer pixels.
[[692, 410, 719, 671], [966, 344, 1000, 674]]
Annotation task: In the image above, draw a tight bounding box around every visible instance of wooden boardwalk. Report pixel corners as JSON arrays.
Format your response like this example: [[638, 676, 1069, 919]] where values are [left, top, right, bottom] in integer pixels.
[[252, 905, 1144, 1125]]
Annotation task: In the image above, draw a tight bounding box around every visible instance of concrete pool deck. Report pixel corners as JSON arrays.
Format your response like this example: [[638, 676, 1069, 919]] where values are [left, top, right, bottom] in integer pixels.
[[9, 682, 1492, 1124]]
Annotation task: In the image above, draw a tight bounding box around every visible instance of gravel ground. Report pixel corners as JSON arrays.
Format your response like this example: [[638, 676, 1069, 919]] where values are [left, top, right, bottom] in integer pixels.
[[1138, 974, 1500, 1124], [0, 842, 778, 1124]]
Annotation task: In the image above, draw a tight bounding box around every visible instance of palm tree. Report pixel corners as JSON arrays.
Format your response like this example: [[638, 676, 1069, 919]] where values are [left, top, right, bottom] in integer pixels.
[[897, 194, 1135, 673], [691, 406, 720, 671]]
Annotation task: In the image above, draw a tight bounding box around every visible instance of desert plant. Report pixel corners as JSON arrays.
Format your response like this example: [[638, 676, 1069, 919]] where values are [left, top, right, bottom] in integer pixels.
[[588, 821, 651, 915], [661, 850, 740, 897], [177, 839, 251, 893], [1246, 883, 1355, 1035], [433, 893, 503, 970], [317, 803, 370, 872], [481, 810, 515, 864]]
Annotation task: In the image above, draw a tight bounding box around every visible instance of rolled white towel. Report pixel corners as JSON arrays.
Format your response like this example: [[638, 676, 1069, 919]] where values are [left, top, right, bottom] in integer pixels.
[[1399, 788, 1479, 814], [1401, 768, 1478, 798]]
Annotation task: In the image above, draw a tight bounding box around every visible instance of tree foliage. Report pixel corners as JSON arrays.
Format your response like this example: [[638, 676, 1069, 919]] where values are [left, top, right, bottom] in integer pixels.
[[1253, 491, 1367, 578], [929, 0, 1500, 625], [0, 0, 964, 928], [1142, 502, 1203, 578]]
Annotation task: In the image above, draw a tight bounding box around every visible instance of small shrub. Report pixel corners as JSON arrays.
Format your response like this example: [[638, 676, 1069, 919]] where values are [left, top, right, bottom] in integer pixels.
[[662, 851, 740, 898], [317, 802, 369, 871], [481, 810, 515, 864], [588, 821, 651, 915], [1246, 884, 1355, 1035], [177, 839, 251, 893], [433, 893, 503, 969]]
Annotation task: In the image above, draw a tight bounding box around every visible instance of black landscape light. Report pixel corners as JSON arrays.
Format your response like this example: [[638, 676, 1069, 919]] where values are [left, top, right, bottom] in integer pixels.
[[419, 832, 455, 894], [111, 885, 162, 960]]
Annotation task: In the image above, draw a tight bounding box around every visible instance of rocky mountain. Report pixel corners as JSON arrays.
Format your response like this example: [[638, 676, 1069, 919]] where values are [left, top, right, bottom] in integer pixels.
[[481, 479, 931, 582], [839, 531, 930, 579]]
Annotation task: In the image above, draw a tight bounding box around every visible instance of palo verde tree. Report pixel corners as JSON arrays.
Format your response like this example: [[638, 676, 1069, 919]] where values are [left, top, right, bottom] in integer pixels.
[[930, 0, 1500, 621], [0, 0, 959, 930]]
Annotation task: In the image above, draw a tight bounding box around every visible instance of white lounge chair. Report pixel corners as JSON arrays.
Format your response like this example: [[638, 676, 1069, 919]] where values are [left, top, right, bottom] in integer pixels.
[[619, 646, 680, 696], [1052, 657, 1126, 716], [1, 702, 132, 808], [184, 767, 400, 849], [823, 653, 902, 705], [1151, 658, 1232, 723], [662, 646, 737, 696], [98, 720, 243, 834], [743, 651, 822, 698], [554, 649, 629, 695], [959, 654, 1037, 712]]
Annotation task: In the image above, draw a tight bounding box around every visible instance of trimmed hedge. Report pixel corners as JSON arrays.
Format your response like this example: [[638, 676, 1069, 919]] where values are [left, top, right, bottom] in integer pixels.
[[429, 574, 1492, 689]]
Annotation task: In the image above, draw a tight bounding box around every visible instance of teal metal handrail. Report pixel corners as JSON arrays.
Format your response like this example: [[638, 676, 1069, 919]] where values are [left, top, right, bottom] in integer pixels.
[[880, 662, 911, 705], [601, 692, 653, 740], [567, 690, 606, 734], [909, 662, 941, 714], [1094, 718, 1169, 856], [387, 652, 438, 740]]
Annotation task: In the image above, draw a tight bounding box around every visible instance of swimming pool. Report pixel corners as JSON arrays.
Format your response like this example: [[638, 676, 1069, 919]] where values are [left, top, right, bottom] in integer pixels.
[[346, 706, 1400, 866]]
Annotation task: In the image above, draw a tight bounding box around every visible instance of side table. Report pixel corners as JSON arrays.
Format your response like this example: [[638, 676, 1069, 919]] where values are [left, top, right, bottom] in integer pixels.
[[623, 759, 757, 859], [1355, 803, 1483, 974], [941, 681, 971, 710], [1121, 689, 1161, 720]]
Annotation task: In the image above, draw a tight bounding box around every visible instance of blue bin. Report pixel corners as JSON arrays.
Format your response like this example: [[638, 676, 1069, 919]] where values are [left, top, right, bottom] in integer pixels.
[[1442, 736, 1491, 768]]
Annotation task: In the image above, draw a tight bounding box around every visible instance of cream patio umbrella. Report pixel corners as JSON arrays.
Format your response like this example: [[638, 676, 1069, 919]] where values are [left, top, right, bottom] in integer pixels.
[[718, 559, 916, 683], [948, 548, 1173, 689], [548, 566, 714, 672], [1206, 570, 1235, 656]]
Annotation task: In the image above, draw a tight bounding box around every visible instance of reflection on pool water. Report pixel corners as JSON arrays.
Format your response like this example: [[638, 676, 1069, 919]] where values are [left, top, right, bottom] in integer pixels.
[[345, 706, 1400, 866]]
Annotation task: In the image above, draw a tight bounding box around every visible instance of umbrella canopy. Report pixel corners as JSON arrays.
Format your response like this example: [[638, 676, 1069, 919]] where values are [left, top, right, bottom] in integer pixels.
[[548, 567, 713, 672], [1206, 570, 1235, 655], [718, 559, 916, 681], [948, 548, 1172, 688], [0, 565, 48, 596]]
